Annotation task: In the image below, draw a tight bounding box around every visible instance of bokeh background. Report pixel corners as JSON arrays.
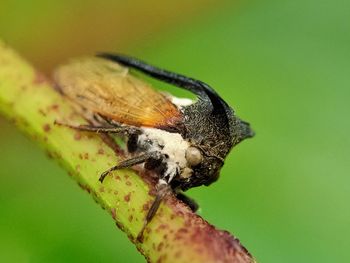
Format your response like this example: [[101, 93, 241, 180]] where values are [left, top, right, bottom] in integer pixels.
[[1, 0, 349, 262]]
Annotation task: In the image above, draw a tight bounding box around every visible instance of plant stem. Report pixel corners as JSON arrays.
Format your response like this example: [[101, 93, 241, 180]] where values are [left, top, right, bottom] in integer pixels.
[[0, 40, 256, 263]]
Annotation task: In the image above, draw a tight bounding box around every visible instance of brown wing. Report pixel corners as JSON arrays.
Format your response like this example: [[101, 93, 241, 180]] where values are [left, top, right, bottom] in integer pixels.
[[54, 57, 183, 129]]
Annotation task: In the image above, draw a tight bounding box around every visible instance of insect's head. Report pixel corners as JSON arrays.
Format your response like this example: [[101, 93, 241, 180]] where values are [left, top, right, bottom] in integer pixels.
[[176, 83, 254, 190]]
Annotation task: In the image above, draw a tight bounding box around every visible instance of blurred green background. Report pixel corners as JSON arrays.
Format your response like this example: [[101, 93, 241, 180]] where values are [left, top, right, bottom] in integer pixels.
[[1, 0, 349, 262]]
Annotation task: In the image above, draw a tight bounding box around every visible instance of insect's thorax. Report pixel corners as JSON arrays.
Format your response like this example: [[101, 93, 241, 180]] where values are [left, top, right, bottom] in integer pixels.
[[182, 100, 234, 159]]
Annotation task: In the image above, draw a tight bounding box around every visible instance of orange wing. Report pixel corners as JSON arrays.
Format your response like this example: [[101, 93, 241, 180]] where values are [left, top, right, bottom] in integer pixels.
[[54, 57, 183, 129]]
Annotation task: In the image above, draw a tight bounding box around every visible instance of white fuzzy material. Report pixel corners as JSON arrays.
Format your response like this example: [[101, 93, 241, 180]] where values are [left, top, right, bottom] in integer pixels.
[[138, 127, 190, 182], [170, 96, 194, 108]]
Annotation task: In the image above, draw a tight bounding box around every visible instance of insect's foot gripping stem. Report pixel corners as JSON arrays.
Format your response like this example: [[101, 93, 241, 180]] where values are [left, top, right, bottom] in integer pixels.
[[137, 180, 171, 242], [99, 152, 157, 183], [99, 169, 112, 183], [176, 192, 199, 212]]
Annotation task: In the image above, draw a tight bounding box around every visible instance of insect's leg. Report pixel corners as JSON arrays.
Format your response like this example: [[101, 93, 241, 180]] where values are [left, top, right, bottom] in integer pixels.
[[54, 120, 132, 134], [137, 180, 171, 242], [99, 152, 159, 183], [176, 192, 199, 212]]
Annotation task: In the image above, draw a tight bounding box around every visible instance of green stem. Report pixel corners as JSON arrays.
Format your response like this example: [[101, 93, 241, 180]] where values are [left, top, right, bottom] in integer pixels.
[[0, 40, 256, 263]]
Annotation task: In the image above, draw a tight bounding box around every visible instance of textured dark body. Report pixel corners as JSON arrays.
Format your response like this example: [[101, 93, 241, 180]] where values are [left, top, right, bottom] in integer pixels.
[[54, 53, 254, 240], [98, 54, 254, 190]]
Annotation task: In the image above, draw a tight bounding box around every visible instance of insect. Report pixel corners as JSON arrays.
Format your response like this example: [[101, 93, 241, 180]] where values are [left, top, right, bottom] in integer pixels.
[[54, 54, 254, 241]]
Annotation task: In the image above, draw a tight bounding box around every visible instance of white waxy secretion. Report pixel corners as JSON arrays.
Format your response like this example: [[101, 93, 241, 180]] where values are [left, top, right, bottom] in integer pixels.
[[170, 96, 194, 108], [138, 127, 191, 182]]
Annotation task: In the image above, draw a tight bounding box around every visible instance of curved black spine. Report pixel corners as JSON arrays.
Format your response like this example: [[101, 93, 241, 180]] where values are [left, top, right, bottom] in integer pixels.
[[96, 53, 231, 116]]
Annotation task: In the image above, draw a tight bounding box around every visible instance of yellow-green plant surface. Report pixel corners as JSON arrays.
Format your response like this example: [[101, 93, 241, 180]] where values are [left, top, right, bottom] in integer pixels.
[[1, 0, 350, 262], [0, 41, 255, 263]]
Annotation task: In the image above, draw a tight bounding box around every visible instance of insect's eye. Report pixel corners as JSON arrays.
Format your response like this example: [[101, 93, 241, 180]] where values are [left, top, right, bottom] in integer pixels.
[[185, 147, 202, 167]]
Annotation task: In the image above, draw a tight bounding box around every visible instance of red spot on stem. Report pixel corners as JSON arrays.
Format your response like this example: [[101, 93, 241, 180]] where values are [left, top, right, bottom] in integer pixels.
[[33, 71, 47, 85], [124, 193, 131, 202], [111, 208, 117, 220], [74, 132, 82, 140], [43, 124, 51, 132]]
